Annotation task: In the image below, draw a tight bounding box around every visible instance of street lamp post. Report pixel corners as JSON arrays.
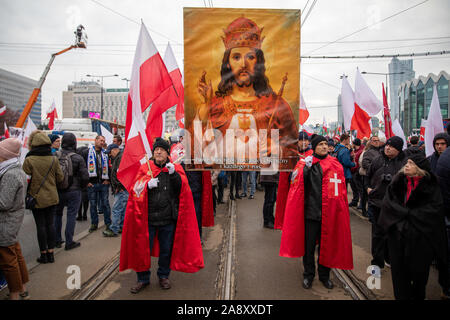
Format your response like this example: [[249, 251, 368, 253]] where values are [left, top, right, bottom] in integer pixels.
[[361, 71, 405, 100], [121, 78, 130, 89], [86, 74, 118, 119]]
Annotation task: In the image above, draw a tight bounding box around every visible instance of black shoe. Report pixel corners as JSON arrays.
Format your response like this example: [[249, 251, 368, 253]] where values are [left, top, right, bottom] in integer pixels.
[[46, 252, 54, 263], [76, 216, 83, 221], [349, 202, 358, 207], [302, 278, 313, 289], [321, 279, 334, 289], [240, 193, 247, 198], [55, 240, 65, 248], [98, 211, 103, 215], [229, 194, 235, 200], [130, 282, 149, 294], [249, 195, 254, 199], [264, 221, 274, 229], [65, 242, 81, 251], [82, 216, 87, 221], [218, 200, 225, 204], [89, 224, 98, 233], [37, 253, 48, 264], [235, 194, 242, 199]]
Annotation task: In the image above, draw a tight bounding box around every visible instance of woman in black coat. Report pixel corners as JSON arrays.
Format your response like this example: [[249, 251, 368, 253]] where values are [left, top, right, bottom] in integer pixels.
[[379, 153, 447, 300]]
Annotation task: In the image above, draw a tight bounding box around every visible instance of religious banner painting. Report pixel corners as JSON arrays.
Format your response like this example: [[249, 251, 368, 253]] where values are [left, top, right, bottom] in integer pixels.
[[183, 7, 300, 171]]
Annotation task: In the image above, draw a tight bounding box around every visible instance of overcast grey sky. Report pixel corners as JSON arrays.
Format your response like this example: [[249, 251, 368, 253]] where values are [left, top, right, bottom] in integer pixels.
[[1, 0, 449, 125]]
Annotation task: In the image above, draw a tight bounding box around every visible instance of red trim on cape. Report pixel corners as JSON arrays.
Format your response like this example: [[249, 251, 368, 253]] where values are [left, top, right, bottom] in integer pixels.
[[279, 155, 353, 270], [274, 149, 313, 230], [201, 171, 215, 227], [119, 161, 204, 273]]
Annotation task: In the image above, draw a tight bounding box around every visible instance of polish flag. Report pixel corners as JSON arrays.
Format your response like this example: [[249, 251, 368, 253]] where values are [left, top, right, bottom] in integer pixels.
[[146, 42, 182, 148], [3, 122, 9, 138], [119, 22, 172, 191], [419, 119, 426, 141], [46, 101, 58, 130], [0, 105, 6, 116], [124, 23, 173, 141], [382, 83, 394, 139], [341, 70, 383, 139], [299, 93, 309, 125], [424, 85, 444, 157], [303, 124, 315, 136]]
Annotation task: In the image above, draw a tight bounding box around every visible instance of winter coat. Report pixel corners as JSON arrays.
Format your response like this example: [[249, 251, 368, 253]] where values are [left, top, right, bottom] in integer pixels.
[[79, 146, 109, 185], [22, 131, 64, 209], [334, 143, 355, 179], [436, 147, 450, 219], [0, 162, 27, 246], [351, 146, 364, 174], [404, 145, 425, 158], [58, 133, 89, 192], [427, 133, 450, 174], [110, 150, 126, 194], [361, 145, 382, 175], [379, 172, 447, 269], [366, 150, 407, 208]]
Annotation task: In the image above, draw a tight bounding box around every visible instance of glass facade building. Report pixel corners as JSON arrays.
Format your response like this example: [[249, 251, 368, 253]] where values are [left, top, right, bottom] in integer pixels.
[[398, 71, 449, 135]]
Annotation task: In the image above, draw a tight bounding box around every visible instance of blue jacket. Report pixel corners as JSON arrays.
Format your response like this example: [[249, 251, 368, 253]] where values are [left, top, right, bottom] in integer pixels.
[[334, 144, 355, 179]]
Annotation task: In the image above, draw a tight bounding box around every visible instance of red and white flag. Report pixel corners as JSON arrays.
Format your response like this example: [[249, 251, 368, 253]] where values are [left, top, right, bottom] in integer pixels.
[[322, 116, 328, 136], [382, 83, 394, 139], [0, 105, 6, 116], [46, 101, 58, 130], [341, 70, 383, 140], [424, 84, 444, 157], [3, 122, 9, 138], [118, 22, 173, 192], [419, 119, 426, 141], [146, 42, 183, 147], [299, 93, 309, 125]]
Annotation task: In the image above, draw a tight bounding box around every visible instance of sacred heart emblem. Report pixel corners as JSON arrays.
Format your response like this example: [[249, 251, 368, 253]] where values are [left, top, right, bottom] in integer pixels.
[[238, 114, 251, 131], [133, 179, 146, 198]]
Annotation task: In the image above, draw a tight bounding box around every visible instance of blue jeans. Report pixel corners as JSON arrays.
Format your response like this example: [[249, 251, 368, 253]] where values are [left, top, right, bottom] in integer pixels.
[[137, 223, 175, 283], [55, 190, 81, 246], [241, 171, 256, 196], [110, 190, 128, 234], [87, 183, 111, 226]]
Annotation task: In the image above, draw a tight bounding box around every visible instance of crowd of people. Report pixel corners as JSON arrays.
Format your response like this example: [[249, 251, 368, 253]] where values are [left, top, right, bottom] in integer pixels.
[[0, 123, 449, 300]]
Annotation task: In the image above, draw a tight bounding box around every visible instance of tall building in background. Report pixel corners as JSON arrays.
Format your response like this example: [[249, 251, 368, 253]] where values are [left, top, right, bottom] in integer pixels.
[[0, 68, 42, 125], [388, 57, 415, 121], [398, 71, 449, 136]]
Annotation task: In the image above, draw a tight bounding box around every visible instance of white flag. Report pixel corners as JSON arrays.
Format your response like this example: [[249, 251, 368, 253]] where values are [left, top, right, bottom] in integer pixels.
[[392, 119, 407, 150], [100, 124, 114, 146], [19, 117, 37, 164], [424, 85, 444, 157]]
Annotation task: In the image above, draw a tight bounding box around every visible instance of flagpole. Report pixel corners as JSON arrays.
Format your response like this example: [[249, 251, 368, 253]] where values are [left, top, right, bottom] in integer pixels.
[[145, 154, 154, 178]]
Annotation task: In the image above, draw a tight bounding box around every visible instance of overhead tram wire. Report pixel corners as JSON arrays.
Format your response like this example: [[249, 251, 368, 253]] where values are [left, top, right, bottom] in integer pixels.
[[89, 0, 181, 45], [302, 0, 318, 27], [301, 0, 311, 17], [301, 50, 450, 59], [305, 0, 430, 55]]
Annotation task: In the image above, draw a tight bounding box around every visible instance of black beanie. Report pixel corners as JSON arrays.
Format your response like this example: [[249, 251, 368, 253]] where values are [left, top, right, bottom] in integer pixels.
[[152, 137, 170, 154], [408, 153, 431, 173], [386, 136, 403, 152], [48, 134, 60, 144], [298, 131, 310, 141], [353, 138, 361, 146], [311, 134, 327, 151]]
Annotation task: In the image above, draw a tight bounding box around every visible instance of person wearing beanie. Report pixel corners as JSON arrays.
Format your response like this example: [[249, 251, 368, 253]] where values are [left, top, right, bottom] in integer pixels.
[[365, 135, 407, 270], [22, 130, 64, 264], [0, 138, 30, 299], [274, 131, 313, 230], [280, 134, 353, 290], [122, 136, 204, 294], [334, 134, 356, 204], [48, 134, 60, 154], [327, 139, 335, 155], [427, 132, 450, 174], [379, 153, 448, 300]]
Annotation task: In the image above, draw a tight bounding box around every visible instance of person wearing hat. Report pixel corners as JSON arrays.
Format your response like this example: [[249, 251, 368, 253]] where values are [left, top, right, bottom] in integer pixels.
[[275, 131, 313, 230], [102, 143, 128, 237], [365, 135, 407, 269], [0, 138, 30, 299], [327, 139, 335, 155], [280, 134, 353, 290], [48, 134, 60, 154], [121, 137, 204, 294], [22, 131, 64, 264], [379, 153, 448, 299]]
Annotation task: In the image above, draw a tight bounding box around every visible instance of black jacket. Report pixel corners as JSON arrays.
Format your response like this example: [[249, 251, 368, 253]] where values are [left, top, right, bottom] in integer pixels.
[[366, 150, 407, 208], [436, 147, 450, 219], [109, 150, 125, 194], [361, 145, 382, 174], [79, 145, 109, 184], [148, 160, 182, 226], [379, 172, 447, 268], [427, 133, 450, 174], [303, 161, 323, 221], [59, 133, 89, 192]]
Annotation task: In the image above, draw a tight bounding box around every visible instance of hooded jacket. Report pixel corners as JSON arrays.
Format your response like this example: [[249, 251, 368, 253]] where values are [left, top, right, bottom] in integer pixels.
[[59, 132, 89, 192], [22, 131, 64, 209], [427, 133, 450, 174]]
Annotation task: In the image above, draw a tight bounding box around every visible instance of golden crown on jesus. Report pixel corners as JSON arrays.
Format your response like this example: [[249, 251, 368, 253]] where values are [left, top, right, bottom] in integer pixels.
[[222, 17, 265, 50]]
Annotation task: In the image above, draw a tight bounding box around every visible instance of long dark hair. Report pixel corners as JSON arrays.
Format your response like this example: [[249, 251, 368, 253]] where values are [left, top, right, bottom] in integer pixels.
[[215, 48, 274, 98]]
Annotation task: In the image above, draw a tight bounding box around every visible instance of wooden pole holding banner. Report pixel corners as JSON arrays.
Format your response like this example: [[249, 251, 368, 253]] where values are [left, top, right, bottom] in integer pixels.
[[145, 154, 154, 179]]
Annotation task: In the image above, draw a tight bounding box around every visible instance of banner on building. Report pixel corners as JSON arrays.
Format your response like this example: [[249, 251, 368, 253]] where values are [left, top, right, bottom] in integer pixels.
[[183, 8, 300, 171]]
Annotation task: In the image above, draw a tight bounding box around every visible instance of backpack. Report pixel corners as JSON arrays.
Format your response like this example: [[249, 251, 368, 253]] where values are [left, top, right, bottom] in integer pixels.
[[56, 151, 75, 190]]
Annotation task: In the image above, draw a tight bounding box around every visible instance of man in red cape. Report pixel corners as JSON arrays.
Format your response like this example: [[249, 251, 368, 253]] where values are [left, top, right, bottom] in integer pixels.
[[120, 138, 204, 293], [280, 134, 353, 290], [275, 131, 312, 229]]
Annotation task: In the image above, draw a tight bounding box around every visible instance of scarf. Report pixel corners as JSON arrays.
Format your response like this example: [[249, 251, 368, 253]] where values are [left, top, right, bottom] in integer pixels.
[[0, 157, 19, 178], [25, 145, 52, 158], [87, 144, 108, 179]]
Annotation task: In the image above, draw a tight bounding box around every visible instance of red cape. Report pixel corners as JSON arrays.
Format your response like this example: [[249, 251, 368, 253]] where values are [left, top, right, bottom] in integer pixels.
[[119, 161, 204, 273], [279, 155, 353, 270], [274, 149, 313, 229], [201, 171, 214, 227]]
